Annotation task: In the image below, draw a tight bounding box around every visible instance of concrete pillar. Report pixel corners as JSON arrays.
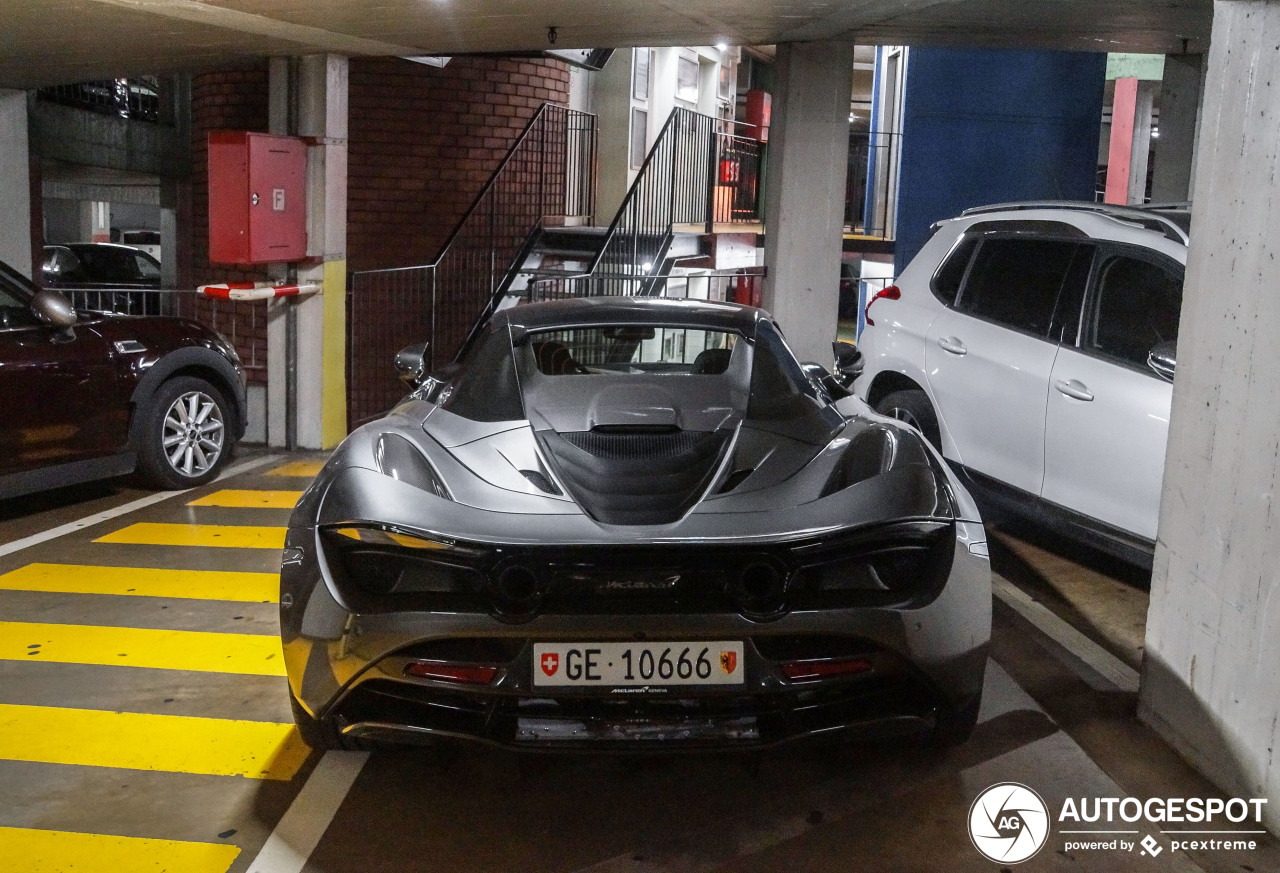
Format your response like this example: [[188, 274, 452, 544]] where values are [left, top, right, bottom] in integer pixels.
[[761, 41, 855, 365], [1151, 54, 1206, 202], [80, 201, 111, 243], [266, 55, 349, 450], [1105, 77, 1156, 205], [1140, 0, 1280, 834], [0, 90, 32, 278]]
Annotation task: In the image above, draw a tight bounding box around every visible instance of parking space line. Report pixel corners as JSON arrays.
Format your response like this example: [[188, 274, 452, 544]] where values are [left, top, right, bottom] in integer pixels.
[[266, 461, 325, 478], [187, 490, 304, 509], [0, 825, 241, 873], [95, 523, 287, 549], [0, 621, 286, 676], [245, 751, 369, 873], [0, 703, 309, 779], [0, 455, 279, 560], [0, 563, 278, 602], [992, 575, 1140, 693]]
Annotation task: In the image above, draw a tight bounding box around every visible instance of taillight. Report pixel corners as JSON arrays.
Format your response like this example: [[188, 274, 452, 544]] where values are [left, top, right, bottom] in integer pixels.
[[404, 660, 499, 684], [780, 657, 873, 682], [863, 285, 901, 327]]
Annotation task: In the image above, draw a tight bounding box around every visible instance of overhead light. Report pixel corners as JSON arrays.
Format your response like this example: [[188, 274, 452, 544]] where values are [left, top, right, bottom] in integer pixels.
[[716, 42, 729, 51]]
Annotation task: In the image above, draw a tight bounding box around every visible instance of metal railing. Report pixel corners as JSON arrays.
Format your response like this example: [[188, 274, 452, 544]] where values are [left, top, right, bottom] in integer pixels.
[[858, 130, 903, 240], [587, 108, 764, 297], [37, 77, 163, 123], [64, 288, 267, 381], [346, 104, 597, 428]]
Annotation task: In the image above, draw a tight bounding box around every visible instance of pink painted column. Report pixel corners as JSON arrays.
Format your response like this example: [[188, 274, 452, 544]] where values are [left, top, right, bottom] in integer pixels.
[[1105, 77, 1139, 204]]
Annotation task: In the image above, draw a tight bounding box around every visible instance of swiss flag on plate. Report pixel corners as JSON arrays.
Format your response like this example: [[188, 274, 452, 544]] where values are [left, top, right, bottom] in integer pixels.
[[540, 652, 559, 677]]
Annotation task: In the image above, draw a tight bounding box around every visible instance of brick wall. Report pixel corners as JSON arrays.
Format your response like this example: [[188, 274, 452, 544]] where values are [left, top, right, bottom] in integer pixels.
[[183, 62, 271, 383], [183, 55, 572, 385], [347, 56, 572, 271]]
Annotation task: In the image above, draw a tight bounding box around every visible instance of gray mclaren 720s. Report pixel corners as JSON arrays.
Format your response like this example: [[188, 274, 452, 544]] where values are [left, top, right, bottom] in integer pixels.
[[281, 296, 991, 752]]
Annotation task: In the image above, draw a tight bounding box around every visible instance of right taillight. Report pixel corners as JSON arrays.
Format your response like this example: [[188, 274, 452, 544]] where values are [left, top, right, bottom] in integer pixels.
[[863, 284, 901, 328]]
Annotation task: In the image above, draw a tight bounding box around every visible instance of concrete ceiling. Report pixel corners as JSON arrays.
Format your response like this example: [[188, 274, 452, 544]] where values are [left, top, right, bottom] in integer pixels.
[[2, 0, 1212, 89]]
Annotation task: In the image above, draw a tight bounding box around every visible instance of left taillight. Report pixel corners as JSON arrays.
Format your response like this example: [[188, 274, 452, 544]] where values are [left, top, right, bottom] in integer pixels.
[[320, 524, 488, 597]]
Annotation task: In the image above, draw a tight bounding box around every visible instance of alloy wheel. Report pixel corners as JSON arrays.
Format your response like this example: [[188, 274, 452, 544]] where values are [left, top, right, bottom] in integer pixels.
[[162, 390, 225, 478]]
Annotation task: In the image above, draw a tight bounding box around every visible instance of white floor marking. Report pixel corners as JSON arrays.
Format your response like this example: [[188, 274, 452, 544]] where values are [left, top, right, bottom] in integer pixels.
[[992, 574, 1141, 693], [245, 750, 369, 873], [0, 455, 281, 558]]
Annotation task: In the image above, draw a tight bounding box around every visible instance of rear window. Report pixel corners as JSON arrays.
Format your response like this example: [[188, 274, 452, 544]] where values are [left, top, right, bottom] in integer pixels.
[[957, 238, 1085, 338], [525, 326, 739, 375]]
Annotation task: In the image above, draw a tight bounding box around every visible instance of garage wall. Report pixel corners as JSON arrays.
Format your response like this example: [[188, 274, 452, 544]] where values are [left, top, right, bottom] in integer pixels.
[[346, 56, 571, 272]]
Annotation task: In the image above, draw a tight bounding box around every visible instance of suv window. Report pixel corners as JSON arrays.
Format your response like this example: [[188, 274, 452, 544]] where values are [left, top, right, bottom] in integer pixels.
[[1086, 254, 1183, 369], [957, 238, 1086, 337], [931, 236, 978, 306]]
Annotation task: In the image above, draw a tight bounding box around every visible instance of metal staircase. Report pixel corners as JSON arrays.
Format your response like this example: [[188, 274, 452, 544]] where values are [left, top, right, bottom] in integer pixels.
[[346, 104, 765, 428]]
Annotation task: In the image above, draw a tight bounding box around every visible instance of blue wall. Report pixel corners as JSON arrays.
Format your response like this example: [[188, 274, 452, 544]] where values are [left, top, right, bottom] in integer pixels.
[[893, 48, 1106, 270]]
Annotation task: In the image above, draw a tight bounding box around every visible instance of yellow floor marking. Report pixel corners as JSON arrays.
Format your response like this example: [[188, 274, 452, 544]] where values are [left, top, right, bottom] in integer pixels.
[[267, 460, 325, 477], [0, 826, 240, 873], [187, 489, 304, 509], [95, 523, 286, 549], [0, 621, 286, 676], [0, 563, 278, 602], [0, 704, 308, 780]]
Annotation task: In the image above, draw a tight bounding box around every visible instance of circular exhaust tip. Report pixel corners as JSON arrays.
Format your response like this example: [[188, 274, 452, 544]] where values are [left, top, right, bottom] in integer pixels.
[[731, 560, 788, 619], [490, 564, 544, 620]]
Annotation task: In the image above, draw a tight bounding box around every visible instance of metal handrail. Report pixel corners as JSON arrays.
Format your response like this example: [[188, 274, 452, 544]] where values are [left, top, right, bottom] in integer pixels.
[[584, 106, 764, 296]]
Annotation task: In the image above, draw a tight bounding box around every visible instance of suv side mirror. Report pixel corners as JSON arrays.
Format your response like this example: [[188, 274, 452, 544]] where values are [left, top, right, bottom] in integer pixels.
[[394, 342, 429, 387], [832, 341, 863, 387], [1147, 340, 1176, 382], [30, 288, 78, 329]]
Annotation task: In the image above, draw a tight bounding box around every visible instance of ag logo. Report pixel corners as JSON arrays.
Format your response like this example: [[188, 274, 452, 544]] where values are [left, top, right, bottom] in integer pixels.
[[968, 782, 1050, 864]]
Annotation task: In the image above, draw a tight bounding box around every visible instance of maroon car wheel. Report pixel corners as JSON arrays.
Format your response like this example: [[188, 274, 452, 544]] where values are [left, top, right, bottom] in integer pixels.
[[136, 376, 232, 489]]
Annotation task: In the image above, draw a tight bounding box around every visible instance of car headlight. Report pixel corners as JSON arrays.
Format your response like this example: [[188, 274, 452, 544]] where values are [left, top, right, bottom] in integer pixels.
[[374, 433, 451, 500]]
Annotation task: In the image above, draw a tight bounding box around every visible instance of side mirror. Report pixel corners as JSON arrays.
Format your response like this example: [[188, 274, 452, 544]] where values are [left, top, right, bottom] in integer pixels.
[[831, 340, 864, 387], [1147, 340, 1176, 382], [394, 342, 429, 387], [31, 288, 78, 329]]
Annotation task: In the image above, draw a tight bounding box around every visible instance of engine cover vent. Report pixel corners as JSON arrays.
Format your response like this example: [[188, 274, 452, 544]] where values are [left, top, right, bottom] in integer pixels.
[[538, 429, 729, 525]]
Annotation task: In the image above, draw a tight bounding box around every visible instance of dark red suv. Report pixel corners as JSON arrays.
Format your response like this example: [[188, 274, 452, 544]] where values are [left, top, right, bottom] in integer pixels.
[[0, 256, 247, 499]]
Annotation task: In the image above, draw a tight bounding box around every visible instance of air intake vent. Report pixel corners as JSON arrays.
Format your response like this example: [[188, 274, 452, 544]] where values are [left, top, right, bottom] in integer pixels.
[[520, 469, 562, 495], [718, 469, 754, 494], [561, 430, 706, 461]]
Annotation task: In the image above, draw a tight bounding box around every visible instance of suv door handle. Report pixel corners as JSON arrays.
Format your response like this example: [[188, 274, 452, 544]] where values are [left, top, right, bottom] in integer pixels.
[[936, 337, 967, 356], [1055, 379, 1095, 402]]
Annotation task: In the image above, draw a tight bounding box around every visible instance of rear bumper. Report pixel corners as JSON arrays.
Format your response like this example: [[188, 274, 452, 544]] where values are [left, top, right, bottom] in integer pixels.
[[324, 637, 980, 752]]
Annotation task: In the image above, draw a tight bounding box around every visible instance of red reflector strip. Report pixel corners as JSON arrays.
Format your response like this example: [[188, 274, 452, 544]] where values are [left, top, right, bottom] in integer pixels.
[[404, 661, 498, 684], [781, 658, 873, 682]]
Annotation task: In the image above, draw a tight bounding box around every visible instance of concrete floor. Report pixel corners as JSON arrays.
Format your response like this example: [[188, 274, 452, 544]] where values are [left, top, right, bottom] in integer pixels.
[[0, 449, 1276, 873]]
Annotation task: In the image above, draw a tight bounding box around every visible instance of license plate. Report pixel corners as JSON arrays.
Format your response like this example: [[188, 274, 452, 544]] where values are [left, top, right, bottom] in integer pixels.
[[533, 641, 744, 687]]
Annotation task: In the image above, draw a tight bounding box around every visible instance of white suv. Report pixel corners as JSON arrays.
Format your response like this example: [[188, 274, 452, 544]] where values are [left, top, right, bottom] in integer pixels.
[[855, 201, 1188, 566]]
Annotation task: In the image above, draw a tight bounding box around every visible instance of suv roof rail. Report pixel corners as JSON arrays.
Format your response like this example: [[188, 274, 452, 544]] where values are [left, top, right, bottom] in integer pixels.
[[959, 200, 1190, 245]]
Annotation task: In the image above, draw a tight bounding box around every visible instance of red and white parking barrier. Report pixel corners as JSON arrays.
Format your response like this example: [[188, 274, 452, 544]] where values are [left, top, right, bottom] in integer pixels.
[[197, 281, 323, 301]]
